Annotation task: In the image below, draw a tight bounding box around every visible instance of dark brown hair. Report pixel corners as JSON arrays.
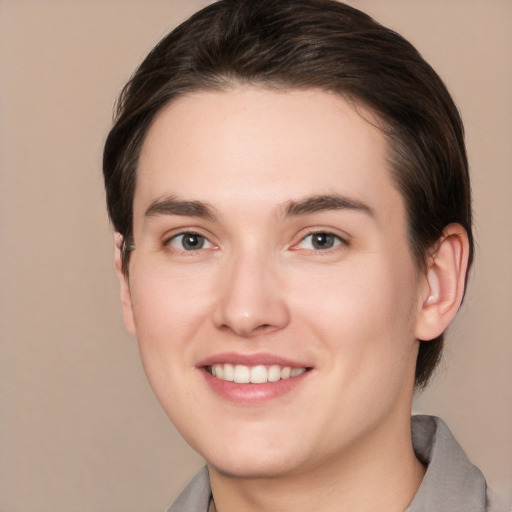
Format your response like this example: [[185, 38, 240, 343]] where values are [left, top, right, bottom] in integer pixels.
[[103, 0, 473, 388]]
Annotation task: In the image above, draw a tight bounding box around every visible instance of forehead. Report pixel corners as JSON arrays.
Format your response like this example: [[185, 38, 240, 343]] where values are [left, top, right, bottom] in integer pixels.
[[136, 87, 402, 223]]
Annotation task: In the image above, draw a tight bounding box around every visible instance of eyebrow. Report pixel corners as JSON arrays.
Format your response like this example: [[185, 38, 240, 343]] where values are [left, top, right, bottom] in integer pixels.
[[143, 193, 373, 222], [144, 195, 217, 220], [283, 194, 374, 218]]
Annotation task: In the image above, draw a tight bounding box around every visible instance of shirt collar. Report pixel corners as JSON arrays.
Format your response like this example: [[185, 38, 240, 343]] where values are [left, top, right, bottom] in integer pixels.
[[406, 415, 487, 511]]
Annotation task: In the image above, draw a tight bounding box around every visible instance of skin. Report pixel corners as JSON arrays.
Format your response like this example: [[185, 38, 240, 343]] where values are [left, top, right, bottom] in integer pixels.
[[116, 87, 469, 511]]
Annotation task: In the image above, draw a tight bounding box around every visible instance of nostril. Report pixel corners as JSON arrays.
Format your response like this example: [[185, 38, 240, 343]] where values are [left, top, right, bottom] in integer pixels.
[[212, 275, 291, 336]]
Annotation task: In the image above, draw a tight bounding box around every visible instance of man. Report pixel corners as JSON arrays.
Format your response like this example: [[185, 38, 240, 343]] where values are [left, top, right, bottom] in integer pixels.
[[103, 1, 487, 510]]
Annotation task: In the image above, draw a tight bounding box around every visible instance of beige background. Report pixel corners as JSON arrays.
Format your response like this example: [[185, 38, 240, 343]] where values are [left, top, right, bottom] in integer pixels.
[[0, 1, 510, 510]]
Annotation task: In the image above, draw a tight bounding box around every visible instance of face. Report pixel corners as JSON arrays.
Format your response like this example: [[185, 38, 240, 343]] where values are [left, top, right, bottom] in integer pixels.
[[120, 87, 428, 478]]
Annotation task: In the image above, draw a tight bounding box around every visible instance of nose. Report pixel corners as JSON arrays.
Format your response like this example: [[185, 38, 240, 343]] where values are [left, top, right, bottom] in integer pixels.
[[213, 251, 290, 338]]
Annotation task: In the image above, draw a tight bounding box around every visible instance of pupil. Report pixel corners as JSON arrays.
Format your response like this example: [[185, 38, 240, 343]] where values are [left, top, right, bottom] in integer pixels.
[[313, 233, 333, 249], [183, 234, 204, 250]]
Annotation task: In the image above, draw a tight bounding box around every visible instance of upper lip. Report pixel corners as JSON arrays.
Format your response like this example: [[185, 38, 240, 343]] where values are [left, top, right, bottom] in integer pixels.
[[197, 352, 311, 369]]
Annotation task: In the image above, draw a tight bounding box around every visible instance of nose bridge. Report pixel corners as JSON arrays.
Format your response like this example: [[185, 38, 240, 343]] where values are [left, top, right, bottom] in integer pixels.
[[214, 245, 289, 337]]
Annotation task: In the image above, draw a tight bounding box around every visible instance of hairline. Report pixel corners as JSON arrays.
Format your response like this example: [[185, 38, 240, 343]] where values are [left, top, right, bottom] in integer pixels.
[[122, 81, 428, 271]]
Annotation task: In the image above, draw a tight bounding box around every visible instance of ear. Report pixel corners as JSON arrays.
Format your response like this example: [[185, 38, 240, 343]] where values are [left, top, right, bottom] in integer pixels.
[[414, 224, 470, 341], [114, 233, 137, 337]]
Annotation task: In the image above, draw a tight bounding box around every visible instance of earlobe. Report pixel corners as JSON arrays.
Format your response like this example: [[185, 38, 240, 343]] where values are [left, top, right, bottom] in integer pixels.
[[114, 233, 137, 337], [414, 224, 470, 341]]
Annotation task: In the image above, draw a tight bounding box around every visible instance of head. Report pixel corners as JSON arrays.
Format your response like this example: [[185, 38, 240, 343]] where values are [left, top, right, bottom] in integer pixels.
[[104, 0, 472, 391]]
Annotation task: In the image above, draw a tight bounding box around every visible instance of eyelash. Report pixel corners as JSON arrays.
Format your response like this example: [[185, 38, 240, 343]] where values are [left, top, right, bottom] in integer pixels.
[[163, 229, 349, 255], [164, 231, 217, 253], [292, 231, 348, 253]]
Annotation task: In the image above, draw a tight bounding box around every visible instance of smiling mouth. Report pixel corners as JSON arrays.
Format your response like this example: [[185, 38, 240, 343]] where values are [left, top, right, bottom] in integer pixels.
[[206, 364, 308, 384]]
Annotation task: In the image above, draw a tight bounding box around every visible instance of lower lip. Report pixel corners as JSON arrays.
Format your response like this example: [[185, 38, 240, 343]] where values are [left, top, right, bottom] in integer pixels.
[[201, 369, 310, 404]]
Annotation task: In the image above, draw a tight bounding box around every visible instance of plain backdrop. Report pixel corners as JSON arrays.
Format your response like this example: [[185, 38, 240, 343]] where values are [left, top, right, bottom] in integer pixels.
[[0, 1, 511, 511]]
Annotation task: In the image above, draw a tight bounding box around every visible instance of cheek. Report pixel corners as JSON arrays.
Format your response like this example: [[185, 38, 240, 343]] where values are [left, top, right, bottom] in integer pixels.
[[127, 266, 214, 382], [127, 270, 209, 420], [293, 257, 419, 372], [131, 263, 210, 331]]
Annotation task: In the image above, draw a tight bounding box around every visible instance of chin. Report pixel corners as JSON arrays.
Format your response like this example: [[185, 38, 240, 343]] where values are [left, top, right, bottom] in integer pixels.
[[192, 433, 306, 479], [207, 452, 301, 479]]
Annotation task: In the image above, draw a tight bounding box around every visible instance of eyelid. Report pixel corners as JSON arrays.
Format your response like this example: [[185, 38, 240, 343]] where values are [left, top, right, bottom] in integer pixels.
[[290, 228, 351, 251], [162, 227, 218, 253]]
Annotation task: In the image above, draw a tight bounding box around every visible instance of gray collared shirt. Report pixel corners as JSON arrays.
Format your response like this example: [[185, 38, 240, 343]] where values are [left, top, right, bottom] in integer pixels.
[[168, 415, 487, 512]]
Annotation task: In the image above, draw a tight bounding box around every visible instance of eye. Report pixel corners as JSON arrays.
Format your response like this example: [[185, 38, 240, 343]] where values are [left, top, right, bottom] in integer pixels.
[[296, 232, 344, 251], [167, 232, 214, 251]]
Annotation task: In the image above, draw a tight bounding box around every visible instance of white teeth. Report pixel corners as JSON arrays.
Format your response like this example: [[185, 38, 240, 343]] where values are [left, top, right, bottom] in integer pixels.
[[267, 365, 281, 382], [209, 363, 307, 383], [250, 365, 268, 384], [234, 364, 250, 383], [223, 363, 234, 381], [291, 367, 306, 377], [280, 366, 291, 379]]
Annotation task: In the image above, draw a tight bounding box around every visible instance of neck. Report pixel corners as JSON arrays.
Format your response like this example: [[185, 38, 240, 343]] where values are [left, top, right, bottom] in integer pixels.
[[208, 415, 425, 512]]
